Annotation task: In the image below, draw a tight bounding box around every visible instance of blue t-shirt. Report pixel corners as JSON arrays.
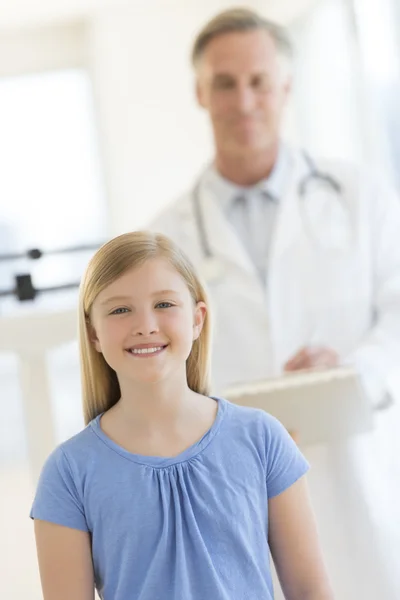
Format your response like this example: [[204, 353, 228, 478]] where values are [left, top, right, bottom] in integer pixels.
[[31, 397, 309, 600]]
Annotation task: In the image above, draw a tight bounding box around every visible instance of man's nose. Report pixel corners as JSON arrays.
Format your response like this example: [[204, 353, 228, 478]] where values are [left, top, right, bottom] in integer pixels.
[[234, 84, 257, 113]]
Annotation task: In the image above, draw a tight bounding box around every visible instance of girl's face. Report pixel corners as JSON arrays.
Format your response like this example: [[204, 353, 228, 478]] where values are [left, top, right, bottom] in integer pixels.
[[90, 258, 206, 388]]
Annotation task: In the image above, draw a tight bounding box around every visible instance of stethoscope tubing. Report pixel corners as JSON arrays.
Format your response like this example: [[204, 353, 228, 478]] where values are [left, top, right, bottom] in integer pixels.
[[193, 151, 343, 259]]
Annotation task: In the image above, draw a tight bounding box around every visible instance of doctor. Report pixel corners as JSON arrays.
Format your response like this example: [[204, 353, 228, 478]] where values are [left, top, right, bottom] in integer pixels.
[[150, 7, 400, 407]]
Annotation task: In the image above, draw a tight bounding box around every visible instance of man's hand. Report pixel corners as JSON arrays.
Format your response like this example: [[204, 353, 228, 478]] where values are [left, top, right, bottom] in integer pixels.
[[284, 346, 339, 372], [284, 347, 339, 445]]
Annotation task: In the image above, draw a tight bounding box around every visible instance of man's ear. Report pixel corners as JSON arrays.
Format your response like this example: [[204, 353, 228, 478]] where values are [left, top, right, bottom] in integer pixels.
[[282, 75, 292, 104], [196, 79, 207, 110], [193, 302, 207, 340]]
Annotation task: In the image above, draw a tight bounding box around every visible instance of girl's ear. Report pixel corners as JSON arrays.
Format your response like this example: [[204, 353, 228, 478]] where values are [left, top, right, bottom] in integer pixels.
[[87, 319, 102, 353], [193, 302, 207, 341]]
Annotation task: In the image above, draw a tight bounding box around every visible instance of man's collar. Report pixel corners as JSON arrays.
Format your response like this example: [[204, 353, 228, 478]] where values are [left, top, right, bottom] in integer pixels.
[[203, 142, 291, 212]]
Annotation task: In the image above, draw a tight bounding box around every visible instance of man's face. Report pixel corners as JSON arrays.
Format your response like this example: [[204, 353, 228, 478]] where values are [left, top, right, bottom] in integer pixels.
[[196, 29, 291, 157]]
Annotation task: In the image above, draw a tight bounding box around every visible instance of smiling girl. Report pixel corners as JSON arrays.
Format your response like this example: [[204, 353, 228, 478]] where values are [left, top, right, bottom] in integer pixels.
[[31, 231, 332, 600]]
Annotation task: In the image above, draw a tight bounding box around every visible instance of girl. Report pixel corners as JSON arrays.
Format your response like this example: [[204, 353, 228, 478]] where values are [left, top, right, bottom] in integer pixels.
[[31, 231, 333, 600]]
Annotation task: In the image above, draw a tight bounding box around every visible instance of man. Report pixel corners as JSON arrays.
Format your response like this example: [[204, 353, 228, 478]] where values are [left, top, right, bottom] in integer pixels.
[[150, 7, 400, 409], [150, 11, 400, 598]]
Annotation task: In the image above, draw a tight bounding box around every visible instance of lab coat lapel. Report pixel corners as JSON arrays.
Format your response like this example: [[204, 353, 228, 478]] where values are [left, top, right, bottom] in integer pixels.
[[269, 149, 306, 263], [267, 149, 310, 372]]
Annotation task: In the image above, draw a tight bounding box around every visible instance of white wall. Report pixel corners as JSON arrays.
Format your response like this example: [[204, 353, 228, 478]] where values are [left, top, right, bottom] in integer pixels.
[[87, 3, 211, 234], [0, 21, 85, 76]]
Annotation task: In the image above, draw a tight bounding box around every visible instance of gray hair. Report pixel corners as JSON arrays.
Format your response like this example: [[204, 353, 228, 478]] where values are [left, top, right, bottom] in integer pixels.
[[191, 8, 294, 68]]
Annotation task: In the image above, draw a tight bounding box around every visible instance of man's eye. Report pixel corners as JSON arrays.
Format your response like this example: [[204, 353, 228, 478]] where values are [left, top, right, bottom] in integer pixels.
[[214, 79, 235, 90], [253, 77, 272, 91], [110, 307, 129, 315]]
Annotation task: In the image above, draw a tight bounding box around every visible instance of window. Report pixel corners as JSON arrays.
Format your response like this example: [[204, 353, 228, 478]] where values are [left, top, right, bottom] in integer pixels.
[[352, 0, 400, 189], [0, 68, 108, 310]]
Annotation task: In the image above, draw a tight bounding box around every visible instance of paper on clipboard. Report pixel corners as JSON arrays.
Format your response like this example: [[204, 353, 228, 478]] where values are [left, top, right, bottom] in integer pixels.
[[222, 367, 373, 447]]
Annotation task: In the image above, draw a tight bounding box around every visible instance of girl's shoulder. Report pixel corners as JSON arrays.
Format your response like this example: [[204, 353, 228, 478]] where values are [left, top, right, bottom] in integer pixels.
[[31, 422, 101, 531], [217, 398, 309, 497], [219, 397, 286, 437], [38, 416, 103, 481]]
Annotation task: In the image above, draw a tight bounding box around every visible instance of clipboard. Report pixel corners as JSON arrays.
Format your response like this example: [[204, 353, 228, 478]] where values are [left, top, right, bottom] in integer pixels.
[[222, 367, 374, 447]]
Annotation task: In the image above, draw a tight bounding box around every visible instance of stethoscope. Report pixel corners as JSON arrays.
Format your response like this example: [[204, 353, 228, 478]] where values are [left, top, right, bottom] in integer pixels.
[[192, 152, 350, 284]]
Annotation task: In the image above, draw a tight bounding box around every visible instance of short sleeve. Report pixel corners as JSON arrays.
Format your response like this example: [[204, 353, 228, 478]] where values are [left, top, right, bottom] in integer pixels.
[[30, 446, 89, 532], [263, 413, 309, 498]]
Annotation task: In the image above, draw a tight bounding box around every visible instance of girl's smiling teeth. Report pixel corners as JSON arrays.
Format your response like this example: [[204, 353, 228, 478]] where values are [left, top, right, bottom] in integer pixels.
[[127, 345, 168, 356]]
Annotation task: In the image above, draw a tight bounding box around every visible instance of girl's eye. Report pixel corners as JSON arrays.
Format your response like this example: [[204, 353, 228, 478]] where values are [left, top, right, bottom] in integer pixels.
[[110, 307, 129, 315], [156, 302, 174, 309]]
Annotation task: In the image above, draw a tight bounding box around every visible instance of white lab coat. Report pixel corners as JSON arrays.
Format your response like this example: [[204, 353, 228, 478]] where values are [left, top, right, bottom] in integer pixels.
[[150, 146, 400, 406]]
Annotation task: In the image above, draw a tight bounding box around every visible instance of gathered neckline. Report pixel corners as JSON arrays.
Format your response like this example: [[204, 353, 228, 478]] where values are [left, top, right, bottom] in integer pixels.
[[89, 396, 227, 469]]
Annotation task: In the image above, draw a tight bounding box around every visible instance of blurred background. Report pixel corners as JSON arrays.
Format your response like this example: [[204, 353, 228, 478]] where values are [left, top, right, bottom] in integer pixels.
[[1, 0, 400, 597]]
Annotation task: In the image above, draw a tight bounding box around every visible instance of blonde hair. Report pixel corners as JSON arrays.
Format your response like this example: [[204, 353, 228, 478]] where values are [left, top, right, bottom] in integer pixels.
[[79, 231, 212, 425], [192, 8, 293, 68]]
